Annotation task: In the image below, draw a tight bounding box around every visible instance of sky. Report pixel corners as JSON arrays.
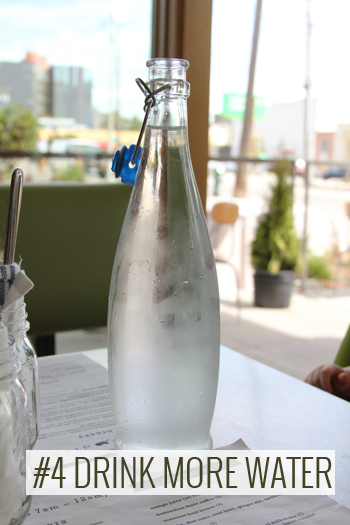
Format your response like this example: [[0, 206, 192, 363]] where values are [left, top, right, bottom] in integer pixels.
[[0, 0, 152, 117], [211, 0, 350, 131], [0, 0, 349, 131]]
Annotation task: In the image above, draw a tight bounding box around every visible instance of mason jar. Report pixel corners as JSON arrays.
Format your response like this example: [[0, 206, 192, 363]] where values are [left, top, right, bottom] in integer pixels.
[[0, 332, 31, 524], [2, 299, 39, 447]]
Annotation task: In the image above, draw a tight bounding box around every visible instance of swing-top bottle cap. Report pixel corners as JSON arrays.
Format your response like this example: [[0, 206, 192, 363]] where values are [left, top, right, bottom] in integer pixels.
[[111, 61, 184, 185], [111, 144, 142, 185]]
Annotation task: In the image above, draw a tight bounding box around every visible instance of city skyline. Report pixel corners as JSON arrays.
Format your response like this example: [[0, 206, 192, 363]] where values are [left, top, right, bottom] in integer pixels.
[[0, 0, 152, 119], [1, 0, 349, 131]]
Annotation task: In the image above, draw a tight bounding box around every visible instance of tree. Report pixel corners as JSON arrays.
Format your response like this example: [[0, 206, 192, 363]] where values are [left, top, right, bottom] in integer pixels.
[[95, 110, 142, 131], [0, 103, 39, 151], [251, 160, 301, 274]]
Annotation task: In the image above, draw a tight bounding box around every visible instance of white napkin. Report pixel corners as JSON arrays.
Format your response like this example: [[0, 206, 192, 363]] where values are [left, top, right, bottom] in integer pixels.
[[0, 261, 33, 313]]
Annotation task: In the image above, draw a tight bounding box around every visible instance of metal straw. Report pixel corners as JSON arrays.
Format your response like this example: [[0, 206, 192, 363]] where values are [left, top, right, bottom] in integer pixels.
[[3, 168, 24, 265]]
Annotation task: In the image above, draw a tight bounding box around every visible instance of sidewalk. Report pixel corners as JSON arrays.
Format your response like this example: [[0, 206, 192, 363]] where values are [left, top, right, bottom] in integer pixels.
[[207, 172, 350, 381], [56, 276, 350, 382], [218, 264, 350, 380]]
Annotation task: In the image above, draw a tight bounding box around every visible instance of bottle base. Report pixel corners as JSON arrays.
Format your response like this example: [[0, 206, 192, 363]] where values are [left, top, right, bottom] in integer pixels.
[[9, 495, 32, 525], [113, 434, 213, 451]]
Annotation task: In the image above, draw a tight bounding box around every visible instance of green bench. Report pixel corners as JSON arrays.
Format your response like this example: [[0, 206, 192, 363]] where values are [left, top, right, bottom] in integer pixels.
[[0, 182, 132, 355]]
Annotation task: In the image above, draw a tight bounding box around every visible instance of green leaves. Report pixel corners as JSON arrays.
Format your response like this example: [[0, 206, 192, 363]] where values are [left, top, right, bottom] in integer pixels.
[[251, 160, 301, 274], [0, 103, 39, 152]]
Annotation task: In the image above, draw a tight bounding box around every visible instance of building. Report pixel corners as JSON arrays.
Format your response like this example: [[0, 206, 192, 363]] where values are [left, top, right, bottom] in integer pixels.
[[0, 53, 92, 127], [209, 99, 318, 161], [253, 99, 316, 159], [333, 124, 350, 161], [49, 66, 92, 128], [315, 132, 334, 161], [315, 126, 350, 162], [209, 115, 236, 158], [0, 52, 48, 115]]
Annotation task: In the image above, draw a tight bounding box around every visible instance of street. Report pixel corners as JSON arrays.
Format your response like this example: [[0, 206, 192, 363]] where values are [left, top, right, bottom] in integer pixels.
[[208, 169, 350, 256]]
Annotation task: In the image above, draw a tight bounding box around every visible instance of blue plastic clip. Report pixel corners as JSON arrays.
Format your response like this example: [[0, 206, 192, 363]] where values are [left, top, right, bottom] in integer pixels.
[[111, 144, 142, 185]]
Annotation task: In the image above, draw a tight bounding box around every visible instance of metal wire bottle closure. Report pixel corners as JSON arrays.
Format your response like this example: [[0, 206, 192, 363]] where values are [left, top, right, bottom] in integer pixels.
[[130, 78, 171, 167]]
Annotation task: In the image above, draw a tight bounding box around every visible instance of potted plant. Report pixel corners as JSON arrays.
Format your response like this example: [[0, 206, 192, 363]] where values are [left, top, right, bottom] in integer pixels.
[[251, 160, 301, 307]]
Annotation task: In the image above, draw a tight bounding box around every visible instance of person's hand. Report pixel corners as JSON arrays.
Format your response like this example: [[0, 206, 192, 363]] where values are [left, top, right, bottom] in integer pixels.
[[305, 365, 350, 401]]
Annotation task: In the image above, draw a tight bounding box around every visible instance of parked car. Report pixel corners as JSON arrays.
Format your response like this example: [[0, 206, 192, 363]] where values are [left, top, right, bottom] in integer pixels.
[[322, 167, 347, 179], [38, 138, 109, 177]]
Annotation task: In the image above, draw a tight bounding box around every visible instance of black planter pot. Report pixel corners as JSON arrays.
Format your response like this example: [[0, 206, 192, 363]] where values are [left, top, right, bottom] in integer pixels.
[[254, 270, 295, 308]]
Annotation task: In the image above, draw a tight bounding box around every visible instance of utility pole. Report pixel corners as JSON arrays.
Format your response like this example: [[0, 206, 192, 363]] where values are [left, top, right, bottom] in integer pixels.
[[234, 0, 263, 197], [107, 15, 115, 153], [108, 15, 121, 153], [301, 0, 312, 289]]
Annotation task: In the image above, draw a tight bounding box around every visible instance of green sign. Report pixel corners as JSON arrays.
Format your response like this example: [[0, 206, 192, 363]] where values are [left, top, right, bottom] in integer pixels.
[[222, 93, 267, 121]]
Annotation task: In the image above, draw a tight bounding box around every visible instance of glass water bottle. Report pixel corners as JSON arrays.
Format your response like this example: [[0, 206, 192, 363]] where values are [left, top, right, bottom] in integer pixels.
[[108, 58, 220, 450], [0, 324, 31, 525]]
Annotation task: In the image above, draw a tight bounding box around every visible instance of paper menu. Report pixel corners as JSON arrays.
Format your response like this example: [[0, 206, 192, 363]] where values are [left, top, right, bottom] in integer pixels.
[[25, 492, 350, 525], [35, 353, 114, 451], [23, 353, 350, 525]]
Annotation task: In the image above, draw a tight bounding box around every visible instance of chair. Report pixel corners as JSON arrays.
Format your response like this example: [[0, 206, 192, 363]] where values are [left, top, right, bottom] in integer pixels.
[[0, 182, 132, 356], [210, 202, 241, 318]]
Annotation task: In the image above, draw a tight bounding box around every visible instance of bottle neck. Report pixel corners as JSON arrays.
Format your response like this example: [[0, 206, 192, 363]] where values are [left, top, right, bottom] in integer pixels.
[[146, 58, 190, 131], [147, 95, 188, 131]]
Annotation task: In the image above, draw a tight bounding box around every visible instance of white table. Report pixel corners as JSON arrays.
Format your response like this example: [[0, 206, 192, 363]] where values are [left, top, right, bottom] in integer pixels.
[[82, 345, 350, 509]]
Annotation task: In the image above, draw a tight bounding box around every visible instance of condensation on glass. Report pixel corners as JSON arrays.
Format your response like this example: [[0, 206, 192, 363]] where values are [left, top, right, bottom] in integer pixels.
[[108, 58, 220, 450], [2, 300, 39, 448], [0, 334, 31, 524]]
